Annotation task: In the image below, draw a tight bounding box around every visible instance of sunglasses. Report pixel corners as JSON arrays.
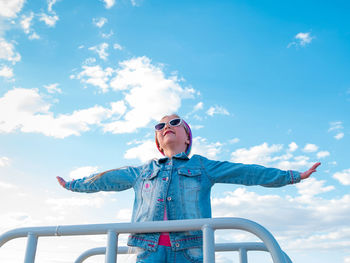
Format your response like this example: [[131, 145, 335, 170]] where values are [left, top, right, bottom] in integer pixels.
[[155, 118, 183, 131]]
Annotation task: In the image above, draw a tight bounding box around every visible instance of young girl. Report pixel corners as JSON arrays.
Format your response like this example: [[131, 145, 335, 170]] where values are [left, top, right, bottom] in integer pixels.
[[57, 114, 320, 263]]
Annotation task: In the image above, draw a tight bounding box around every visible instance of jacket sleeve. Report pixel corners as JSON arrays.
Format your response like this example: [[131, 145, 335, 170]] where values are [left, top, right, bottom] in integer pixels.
[[64, 166, 140, 193], [198, 155, 301, 187]]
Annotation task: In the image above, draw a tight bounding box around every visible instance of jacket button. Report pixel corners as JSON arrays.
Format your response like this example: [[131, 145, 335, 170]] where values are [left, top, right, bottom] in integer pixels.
[[175, 243, 180, 247], [167, 197, 172, 201]]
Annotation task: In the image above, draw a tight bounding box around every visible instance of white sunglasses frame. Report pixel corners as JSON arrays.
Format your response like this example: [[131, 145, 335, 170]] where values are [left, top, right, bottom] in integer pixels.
[[154, 118, 183, 131]]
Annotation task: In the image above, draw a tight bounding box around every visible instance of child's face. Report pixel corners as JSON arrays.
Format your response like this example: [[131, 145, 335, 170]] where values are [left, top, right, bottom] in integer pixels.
[[156, 114, 189, 154]]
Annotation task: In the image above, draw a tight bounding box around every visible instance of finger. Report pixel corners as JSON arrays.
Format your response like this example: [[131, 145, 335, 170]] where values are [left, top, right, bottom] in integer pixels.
[[311, 162, 321, 170]]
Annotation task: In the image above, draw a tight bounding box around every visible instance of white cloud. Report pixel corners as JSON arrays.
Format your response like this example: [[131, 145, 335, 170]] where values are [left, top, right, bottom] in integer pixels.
[[328, 121, 343, 132], [0, 38, 21, 64], [0, 156, 10, 167], [0, 0, 25, 18], [303, 143, 318, 153], [333, 169, 350, 185], [89, 42, 109, 60], [295, 178, 334, 198], [335, 132, 344, 140], [230, 142, 314, 170], [206, 105, 229, 116], [328, 121, 344, 140], [93, 17, 107, 28], [28, 32, 40, 40], [0, 212, 36, 233], [231, 142, 284, 166], [345, 256, 350, 263], [115, 208, 132, 222], [39, 13, 59, 27], [75, 65, 114, 92], [0, 88, 118, 138], [102, 30, 114, 38], [48, 0, 58, 12], [295, 32, 314, 45], [229, 138, 239, 144], [124, 139, 162, 163], [46, 196, 104, 211], [191, 136, 223, 159], [113, 43, 122, 50], [20, 12, 34, 34], [191, 125, 204, 130], [110, 100, 127, 115], [288, 142, 298, 152], [82, 57, 96, 65], [0, 181, 16, 189], [1, 57, 196, 138], [317, 151, 330, 159], [104, 56, 196, 134], [0, 65, 14, 78], [277, 155, 313, 171], [43, 83, 62, 94], [288, 32, 314, 48], [211, 187, 350, 251], [103, 0, 115, 9], [193, 102, 203, 111], [69, 166, 99, 179]]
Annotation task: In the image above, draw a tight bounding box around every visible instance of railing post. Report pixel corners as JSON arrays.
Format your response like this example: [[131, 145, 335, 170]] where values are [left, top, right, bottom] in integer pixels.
[[105, 230, 118, 263], [239, 248, 248, 263], [24, 233, 38, 263], [202, 224, 215, 263]]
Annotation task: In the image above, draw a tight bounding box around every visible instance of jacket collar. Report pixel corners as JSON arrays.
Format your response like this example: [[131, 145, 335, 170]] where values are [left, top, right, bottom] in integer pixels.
[[157, 152, 190, 163]]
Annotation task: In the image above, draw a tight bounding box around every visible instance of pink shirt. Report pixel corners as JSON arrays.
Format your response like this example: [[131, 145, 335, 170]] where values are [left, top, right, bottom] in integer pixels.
[[158, 204, 171, 246]]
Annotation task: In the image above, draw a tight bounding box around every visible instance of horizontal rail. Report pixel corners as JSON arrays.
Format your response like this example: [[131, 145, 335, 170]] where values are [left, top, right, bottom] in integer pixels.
[[75, 242, 292, 263], [0, 217, 289, 263]]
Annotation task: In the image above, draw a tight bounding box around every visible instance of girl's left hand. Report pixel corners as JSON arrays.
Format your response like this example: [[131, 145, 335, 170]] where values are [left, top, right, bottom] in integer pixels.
[[300, 162, 321, 180]]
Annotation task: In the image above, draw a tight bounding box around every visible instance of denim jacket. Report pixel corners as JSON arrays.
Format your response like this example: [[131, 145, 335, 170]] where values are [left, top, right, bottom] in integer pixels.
[[64, 152, 300, 251]]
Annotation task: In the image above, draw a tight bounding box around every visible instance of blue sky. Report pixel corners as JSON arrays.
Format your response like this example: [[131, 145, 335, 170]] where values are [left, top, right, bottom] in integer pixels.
[[0, 0, 349, 262]]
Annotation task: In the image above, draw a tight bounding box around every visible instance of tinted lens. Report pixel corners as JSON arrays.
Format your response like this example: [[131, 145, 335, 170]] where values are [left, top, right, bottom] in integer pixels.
[[169, 118, 181, 126], [155, 123, 165, 131]]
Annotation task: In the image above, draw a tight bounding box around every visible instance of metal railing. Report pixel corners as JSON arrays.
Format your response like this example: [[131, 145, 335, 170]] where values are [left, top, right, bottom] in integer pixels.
[[0, 217, 292, 263], [75, 242, 292, 263]]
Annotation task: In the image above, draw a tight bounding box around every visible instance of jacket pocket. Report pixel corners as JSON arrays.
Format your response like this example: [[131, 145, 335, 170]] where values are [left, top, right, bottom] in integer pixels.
[[177, 168, 202, 189]]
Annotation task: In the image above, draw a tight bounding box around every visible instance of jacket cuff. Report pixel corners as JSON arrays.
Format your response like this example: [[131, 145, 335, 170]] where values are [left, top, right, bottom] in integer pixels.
[[65, 180, 75, 190], [289, 170, 301, 184]]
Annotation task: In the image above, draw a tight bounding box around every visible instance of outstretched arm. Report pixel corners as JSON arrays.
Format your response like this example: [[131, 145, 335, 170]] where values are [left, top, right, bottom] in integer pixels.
[[56, 166, 140, 193], [300, 162, 321, 180], [199, 155, 320, 187]]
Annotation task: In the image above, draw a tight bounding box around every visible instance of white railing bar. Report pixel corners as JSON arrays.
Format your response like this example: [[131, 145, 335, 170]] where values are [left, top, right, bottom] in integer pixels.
[[239, 248, 248, 263], [202, 224, 216, 263], [74, 243, 292, 263], [106, 231, 118, 263], [0, 217, 287, 263], [24, 233, 38, 263]]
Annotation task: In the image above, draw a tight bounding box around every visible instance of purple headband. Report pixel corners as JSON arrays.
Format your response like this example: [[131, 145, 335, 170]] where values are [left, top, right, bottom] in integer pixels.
[[183, 120, 192, 156]]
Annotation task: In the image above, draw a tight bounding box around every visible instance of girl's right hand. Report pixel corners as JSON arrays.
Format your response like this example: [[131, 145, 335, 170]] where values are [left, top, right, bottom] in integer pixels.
[[56, 176, 67, 188]]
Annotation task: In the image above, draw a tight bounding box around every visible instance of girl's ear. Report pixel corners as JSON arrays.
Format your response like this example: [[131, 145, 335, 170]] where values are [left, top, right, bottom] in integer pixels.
[[185, 137, 190, 145]]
